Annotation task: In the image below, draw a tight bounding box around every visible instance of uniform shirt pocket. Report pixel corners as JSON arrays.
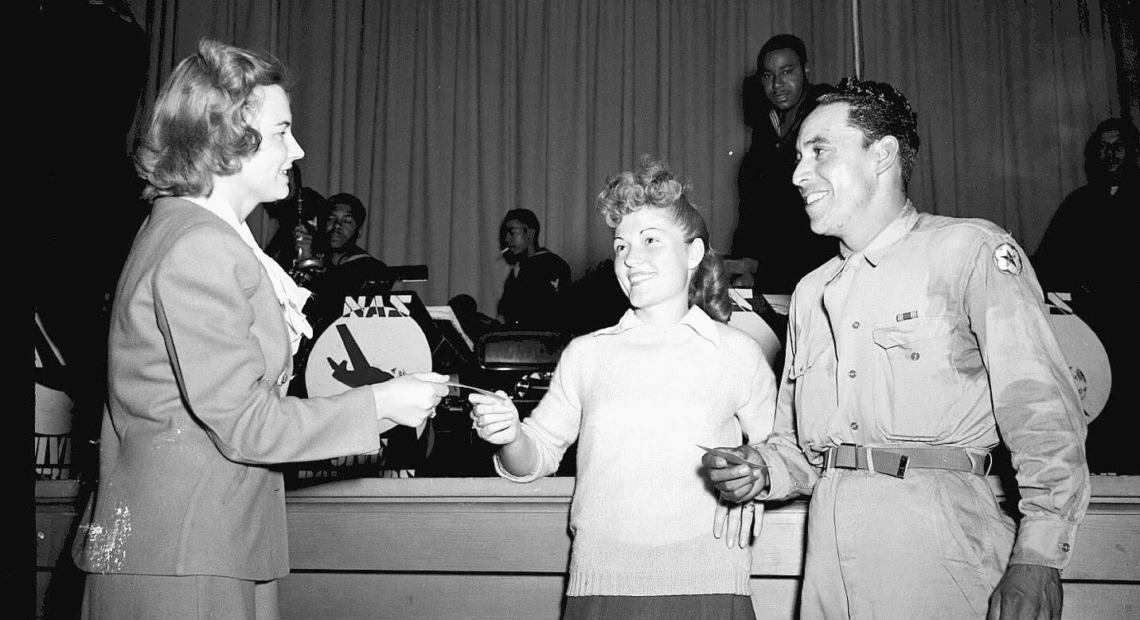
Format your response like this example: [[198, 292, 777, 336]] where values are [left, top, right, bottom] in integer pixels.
[[871, 316, 961, 441]]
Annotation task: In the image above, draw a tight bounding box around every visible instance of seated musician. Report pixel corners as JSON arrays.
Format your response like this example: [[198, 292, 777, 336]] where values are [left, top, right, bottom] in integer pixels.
[[497, 208, 572, 332], [304, 192, 390, 331]]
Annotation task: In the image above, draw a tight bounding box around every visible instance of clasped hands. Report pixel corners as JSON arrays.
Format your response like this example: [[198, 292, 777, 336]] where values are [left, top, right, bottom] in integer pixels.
[[703, 444, 770, 549]]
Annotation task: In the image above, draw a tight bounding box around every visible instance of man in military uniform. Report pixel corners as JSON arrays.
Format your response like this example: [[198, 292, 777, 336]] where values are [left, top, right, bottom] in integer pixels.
[[497, 208, 572, 332], [707, 78, 1089, 620]]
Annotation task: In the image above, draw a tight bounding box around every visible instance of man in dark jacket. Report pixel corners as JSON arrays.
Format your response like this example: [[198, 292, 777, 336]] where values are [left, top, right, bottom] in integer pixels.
[[497, 208, 572, 332], [1033, 117, 1139, 475], [733, 33, 837, 293]]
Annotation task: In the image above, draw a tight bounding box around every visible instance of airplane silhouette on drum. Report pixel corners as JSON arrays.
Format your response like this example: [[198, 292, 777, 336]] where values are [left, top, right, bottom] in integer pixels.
[[326, 323, 396, 388]]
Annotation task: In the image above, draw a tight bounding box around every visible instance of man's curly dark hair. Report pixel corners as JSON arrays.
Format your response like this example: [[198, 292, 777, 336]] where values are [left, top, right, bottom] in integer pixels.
[[817, 78, 921, 188]]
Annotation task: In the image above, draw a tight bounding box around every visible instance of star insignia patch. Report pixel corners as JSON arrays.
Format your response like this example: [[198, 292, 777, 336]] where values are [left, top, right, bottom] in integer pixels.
[[993, 243, 1023, 275]]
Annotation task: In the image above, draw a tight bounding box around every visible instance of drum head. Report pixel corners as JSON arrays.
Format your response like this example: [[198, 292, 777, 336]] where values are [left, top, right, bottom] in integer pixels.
[[306, 307, 432, 434], [1047, 313, 1112, 423]]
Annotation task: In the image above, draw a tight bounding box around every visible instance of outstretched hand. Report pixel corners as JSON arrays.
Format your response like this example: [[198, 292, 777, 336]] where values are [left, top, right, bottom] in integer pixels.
[[987, 564, 1062, 620], [370, 372, 449, 428], [469, 392, 520, 445]]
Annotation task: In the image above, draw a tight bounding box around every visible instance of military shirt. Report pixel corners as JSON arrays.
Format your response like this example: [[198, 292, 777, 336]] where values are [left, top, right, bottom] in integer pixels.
[[757, 203, 1090, 569]]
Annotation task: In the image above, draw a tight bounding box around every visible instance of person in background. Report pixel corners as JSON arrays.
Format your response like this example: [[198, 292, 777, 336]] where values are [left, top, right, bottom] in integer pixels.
[[300, 191, 390, 330], [1033, 117, 1138, 475], [471, 156, 777, 620], [325, 192, 385, 275], [733, 33, 837, 293], [496, 207, 572, 332], [71, 39, 448, 620], [263, 164, 331, 276], [706, 78, 1089, 620]]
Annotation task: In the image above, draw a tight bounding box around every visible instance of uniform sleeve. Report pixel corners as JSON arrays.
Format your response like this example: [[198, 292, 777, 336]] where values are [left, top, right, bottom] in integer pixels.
[[963, 232, 1090, 569], [754, 290, 822, 501], [154, 225, 382, 465], [493, 338, 584, 481], [554, 255, 572, 291]]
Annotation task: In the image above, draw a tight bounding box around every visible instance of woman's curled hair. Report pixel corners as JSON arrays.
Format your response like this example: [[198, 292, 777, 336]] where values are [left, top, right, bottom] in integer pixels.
[[596, 155, 731, 322], [135, 38, 291, 201]]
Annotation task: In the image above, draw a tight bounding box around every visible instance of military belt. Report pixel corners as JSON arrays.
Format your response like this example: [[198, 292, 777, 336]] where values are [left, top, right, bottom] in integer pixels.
[[822, 443, 990, 479]]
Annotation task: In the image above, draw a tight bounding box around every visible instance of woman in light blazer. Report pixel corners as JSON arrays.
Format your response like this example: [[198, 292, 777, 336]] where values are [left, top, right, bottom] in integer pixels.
[[72, 39, 449, 620]]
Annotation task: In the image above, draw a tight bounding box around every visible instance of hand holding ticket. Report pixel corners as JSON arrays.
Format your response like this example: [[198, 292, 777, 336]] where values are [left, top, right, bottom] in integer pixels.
[[697, 445, 768, 469], [447, 382, 509, 402], [466, 386, 519, 446]]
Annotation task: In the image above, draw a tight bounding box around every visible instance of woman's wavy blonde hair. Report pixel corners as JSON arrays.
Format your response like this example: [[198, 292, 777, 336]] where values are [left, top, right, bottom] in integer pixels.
[[596, 155, 731, 322]]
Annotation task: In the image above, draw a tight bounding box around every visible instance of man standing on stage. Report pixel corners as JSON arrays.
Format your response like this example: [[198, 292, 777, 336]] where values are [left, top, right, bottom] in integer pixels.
[[733, 33, 837, 293], [707, 78, 1089, 620]]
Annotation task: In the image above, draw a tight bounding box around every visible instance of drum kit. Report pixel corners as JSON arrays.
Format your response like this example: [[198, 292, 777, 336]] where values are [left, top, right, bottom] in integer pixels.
[[1045, 293, 1112, 424]]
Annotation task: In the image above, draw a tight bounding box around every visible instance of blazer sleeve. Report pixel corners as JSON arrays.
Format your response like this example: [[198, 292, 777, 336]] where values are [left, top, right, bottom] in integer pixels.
[[153, 223, 382, 465]]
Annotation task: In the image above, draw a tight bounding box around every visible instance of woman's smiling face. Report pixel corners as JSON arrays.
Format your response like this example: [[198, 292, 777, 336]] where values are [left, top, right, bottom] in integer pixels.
[[234, 85, 305, 207], [612, 207, 703, 324]]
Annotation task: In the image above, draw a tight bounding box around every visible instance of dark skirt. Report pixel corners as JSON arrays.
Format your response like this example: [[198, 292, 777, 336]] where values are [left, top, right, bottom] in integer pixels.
[[563, 594, 756, 620]]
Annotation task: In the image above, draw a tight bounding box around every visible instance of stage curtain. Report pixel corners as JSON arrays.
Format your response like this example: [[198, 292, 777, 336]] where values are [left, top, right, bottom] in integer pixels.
[[135, 0, 1128, 313], [858, 0, 1129, 259]]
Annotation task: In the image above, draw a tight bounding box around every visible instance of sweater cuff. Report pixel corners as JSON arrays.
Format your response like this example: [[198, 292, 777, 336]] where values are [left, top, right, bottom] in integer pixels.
[[1010, 517, 1080, 570], [492, 423, 544, 482]]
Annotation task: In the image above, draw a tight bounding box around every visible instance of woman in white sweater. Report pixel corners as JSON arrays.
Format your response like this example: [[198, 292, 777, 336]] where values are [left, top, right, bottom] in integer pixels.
[[471, 156, 778, 619]]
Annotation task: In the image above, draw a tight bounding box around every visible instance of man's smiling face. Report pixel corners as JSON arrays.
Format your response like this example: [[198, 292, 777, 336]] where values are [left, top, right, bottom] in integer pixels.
[[792, 103, 880, 242]]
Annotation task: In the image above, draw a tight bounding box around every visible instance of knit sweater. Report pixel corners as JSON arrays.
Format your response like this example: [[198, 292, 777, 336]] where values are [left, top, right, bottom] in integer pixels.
[[495, 306, 778, 596]]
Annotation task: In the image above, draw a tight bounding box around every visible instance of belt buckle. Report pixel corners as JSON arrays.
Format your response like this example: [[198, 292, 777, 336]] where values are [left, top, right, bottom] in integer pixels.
[[832, 443, 858, 470]]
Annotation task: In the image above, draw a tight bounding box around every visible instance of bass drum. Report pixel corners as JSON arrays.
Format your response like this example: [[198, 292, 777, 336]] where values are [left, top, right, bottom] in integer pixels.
[[305, 301, 433, 434], [1047, 311, 1111, 424]]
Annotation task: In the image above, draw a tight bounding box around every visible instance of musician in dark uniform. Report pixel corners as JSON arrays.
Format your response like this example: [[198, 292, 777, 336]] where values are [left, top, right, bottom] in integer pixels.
[[302, 192, 390, 331], [497, 208, 572, 332], [733, 34, 837, 293], [1033, 117, 1139, 474]]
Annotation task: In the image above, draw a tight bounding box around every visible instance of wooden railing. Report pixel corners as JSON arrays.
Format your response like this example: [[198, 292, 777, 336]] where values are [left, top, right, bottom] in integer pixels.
[[36, 476, 1140, 619]]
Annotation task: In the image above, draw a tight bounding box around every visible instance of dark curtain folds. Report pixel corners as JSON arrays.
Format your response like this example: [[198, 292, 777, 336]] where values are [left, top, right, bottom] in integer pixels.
[[131, 0, 1131, 315]]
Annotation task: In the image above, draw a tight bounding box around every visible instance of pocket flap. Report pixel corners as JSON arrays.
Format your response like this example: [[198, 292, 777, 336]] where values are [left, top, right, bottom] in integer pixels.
[[872, 317, 955, 349]]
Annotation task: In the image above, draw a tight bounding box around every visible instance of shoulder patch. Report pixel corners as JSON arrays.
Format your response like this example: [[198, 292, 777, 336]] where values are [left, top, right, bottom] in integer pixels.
[[993, 242, 1023, 275]]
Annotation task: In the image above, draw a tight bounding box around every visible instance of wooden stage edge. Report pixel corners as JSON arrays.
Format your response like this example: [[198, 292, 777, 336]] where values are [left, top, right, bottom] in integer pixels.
[[37, 476, 1140, 619]]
